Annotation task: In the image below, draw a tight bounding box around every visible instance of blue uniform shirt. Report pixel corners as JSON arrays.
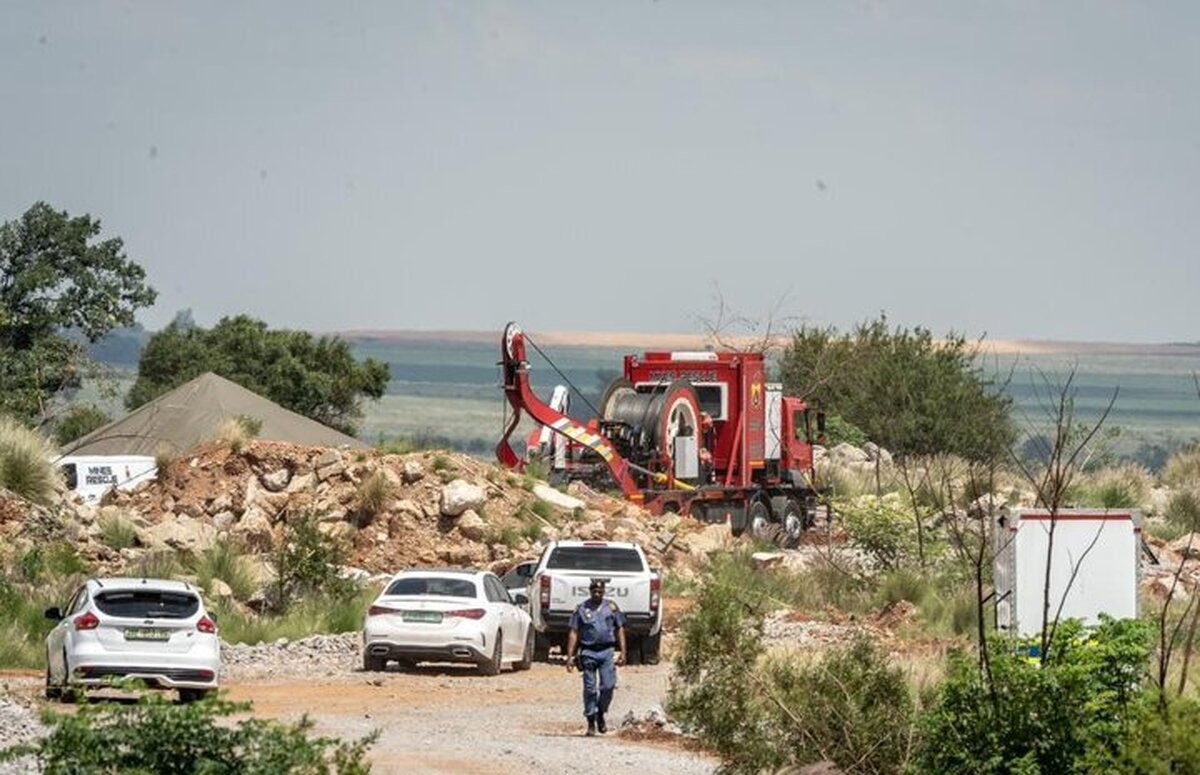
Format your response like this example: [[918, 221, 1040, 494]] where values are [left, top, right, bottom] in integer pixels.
[[569, 598, 625, 649]]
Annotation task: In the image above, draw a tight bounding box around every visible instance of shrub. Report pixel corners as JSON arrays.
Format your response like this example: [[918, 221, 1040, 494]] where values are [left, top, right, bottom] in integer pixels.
[[1166, 488, 1200, 531], [758, 640, 917, 775], [1163, 446, 1200, 488], [0, 415, 61, 505], [192, 538, 256, 601], [523, 458, 550, 482], [914, 616, 1154, 774], [1105, 693, 1200, 774], [354, 470, 394, 523], [823, 413, 869, 447], [52, 403, 109, 445], [213, 587, 377, 645], [0, 690, 376, 773], [215, 415, 259, 453], [132, 550, 183, 581], [837, 495, 927, 570], [269, 509, 354, 611], [97, 513, 138, 550], [1073, 463, 1154, 509]]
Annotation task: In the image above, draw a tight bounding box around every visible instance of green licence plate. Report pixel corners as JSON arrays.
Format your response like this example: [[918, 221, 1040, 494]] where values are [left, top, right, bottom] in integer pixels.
[[124, 628, 170, 641], [401, 611, 443, 624]]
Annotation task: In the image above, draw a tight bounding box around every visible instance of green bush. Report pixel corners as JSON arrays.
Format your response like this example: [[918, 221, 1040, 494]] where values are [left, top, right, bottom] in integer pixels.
[[823, 413, 869, 447], [269, 510, 354, 611], [1105, 693, 1200, 774], [1072, 463, 1154, 509], [97, 513, 138, 550], [52, 403, 110, 445], [0, 690, 376, 773], [837, 495, 928, 570], [192, 538, 256, 601], [914, 616, 1153, 774], [759, 640, 917, 775], [0, 415, 61, 505], [1166, 488, 1200, 531], [0, 552, 85, 668]]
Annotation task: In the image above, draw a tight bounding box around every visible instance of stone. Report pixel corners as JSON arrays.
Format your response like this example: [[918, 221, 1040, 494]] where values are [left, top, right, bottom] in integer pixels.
[[232, 509, 275, 552], [440, 479, 486, 517], [314, 449, 342, 469], [456, 509, 486, 541], [210, 578, 234, 599], [830, 442, 869, 464], [316, 461, 346, 482], [401, 460, 425, 484], [394, 499, 423, 518], [318, 522, 355, 542], [532, 483, 584, 512], [261, 468, 291, 492], [208, 492, 233, 515], [285, 472, 316, 494], [140, 514, 217, 553], [752, 551, 786, 569], [212, 510, 236, 531], [1169, 533, 1200, 560]]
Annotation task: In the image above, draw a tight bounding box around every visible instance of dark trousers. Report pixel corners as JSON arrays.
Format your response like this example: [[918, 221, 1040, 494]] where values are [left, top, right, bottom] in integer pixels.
[[579, 647, 617, 718]]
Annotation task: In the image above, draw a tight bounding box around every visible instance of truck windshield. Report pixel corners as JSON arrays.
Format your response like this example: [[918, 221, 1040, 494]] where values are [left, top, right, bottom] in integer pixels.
[[546, 547, 645, 573]]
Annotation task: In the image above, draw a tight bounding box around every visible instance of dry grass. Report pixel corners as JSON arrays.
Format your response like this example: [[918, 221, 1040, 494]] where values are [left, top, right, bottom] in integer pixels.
[[355, 470, 395, 523], [1164, 446, 1200, 488], [1073, 462, 1155, 510], [214, 416, 259, 453], [0, 415, 62, 505]]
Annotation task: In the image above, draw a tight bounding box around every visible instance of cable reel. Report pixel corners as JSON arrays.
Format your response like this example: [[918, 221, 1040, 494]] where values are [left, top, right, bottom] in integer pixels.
[[599, 378, 701, 476]]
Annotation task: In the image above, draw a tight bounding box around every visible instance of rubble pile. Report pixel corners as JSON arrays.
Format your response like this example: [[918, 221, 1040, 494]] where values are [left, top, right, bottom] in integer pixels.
[[1, 441, 718, 585], [221, 632, 361, 680]]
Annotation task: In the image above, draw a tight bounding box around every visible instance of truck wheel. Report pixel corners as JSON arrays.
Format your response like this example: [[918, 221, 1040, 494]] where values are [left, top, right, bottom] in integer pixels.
[[534, 631, 551, 661], [748, 500, 772, 541], [778, 499, 805, 549], [363, 651, 387, 672], [624, 637, 643, 666], [641, 632, 662, 665]]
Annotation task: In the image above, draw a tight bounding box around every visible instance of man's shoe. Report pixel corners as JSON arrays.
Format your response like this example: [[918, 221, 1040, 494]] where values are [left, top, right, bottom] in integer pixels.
[[596, 713, 607, 734], [586, 716, 597, 736]]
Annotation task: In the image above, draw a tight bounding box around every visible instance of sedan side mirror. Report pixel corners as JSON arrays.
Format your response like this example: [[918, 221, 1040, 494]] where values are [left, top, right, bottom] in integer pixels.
[[511, 592, 530, 607], [44, 607, 63, 621]]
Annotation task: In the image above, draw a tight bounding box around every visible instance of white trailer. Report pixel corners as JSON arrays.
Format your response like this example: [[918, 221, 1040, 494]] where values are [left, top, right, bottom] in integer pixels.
[[994, 508, 1141, 637], [56, 455, 158, 504]]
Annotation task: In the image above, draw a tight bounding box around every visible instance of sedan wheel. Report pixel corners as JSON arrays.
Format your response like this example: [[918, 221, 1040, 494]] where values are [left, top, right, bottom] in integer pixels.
[[479, 632, 503, 676], [514, 627, 533, 671]]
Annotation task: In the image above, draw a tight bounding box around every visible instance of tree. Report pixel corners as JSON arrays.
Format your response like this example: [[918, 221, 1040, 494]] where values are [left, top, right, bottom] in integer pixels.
[[778, 314, 1015, 461], [128, 315, 389, 435], [0, 202, 156, 425]]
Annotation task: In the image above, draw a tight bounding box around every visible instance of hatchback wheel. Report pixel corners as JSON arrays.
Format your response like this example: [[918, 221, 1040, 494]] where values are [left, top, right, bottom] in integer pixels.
[[179, 689, 211, 704], [43, 658, 60, 700]]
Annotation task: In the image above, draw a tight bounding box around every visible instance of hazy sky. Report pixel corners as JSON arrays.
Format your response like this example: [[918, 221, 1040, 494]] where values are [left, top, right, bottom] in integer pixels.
[[2, 2, 1197, 341]]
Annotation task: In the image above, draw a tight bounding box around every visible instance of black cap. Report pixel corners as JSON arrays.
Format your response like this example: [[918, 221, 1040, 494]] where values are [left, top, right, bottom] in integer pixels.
[[588, 578, 609, 590]]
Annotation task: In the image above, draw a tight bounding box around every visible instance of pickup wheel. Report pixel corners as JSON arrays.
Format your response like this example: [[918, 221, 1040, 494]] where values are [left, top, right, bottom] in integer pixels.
[[624, 637, 643, 666], [514, 627, 534, 671], [533, 631, 551, 661], [641, 632, 661, 665], [363, 651, 387, 672]]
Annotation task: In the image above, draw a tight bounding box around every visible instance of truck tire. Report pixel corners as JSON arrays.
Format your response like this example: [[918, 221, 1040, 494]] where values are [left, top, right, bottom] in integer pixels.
[[624, 637, 643, 666], [363, 651, 387, 672], [748, 499, 772, 541], [534, 631, 551, 661], [641, 632, 662, 665], [777, 499, 805, 549]]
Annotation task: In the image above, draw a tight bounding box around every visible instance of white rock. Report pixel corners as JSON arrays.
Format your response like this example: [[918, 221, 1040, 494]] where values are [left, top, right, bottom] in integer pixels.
[[212, 510, 236, 531], [210, 578, 234, 599], [440, 479, 486, 517], [140, 515, 217, 553], [261, 468, 290, 492], [532, 483, 584, 512], [456, 509, 487, 541], [830, 443, 870, 464], [402, 460, 425, 484]]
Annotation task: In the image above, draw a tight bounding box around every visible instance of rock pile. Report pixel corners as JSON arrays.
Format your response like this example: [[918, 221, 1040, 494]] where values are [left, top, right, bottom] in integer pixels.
[[221, 633, 361, 680]]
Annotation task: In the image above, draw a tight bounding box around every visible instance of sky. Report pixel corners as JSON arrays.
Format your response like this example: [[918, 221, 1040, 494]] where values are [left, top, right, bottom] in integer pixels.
[[1, 2, 1197, 342]]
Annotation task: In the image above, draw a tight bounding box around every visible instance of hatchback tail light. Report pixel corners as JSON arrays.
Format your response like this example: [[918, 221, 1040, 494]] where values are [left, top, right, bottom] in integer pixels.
[[74, 612, 99, 631], [539, 575, 550, 610], [197, 616, 217, 634], [649, 576, 661, 613], [368, 605, 399, 617], [444, 608, 486, 620]]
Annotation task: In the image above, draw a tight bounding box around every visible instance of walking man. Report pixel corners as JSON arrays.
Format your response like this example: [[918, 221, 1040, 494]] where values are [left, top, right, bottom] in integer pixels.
[[565, 577, 627, 736]]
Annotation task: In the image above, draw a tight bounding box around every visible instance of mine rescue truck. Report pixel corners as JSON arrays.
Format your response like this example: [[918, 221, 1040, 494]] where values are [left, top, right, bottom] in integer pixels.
[[496, 322, 827, 546]]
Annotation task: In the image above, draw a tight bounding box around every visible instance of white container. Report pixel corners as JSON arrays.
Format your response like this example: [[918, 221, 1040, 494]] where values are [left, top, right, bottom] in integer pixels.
[[994, 508, 1141, 637], [57, 455, 158, 504]]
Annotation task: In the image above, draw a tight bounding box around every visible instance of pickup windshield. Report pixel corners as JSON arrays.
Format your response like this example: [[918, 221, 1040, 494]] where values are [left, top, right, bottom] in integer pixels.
[[546, 547, 645, 573]]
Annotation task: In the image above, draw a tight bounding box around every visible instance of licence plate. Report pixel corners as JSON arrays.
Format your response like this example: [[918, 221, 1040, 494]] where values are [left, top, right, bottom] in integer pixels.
[[401, 611, 443, 624], [124, 628, 170, 641]]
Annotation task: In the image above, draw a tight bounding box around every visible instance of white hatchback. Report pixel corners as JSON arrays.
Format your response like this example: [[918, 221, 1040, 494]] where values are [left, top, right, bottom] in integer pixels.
[[362, 569, 533, 675], [44, 578, 220, 703]]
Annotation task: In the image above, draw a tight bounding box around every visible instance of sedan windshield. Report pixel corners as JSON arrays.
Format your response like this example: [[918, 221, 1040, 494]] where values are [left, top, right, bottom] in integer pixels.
[[385, 577, 478, 598], [94, 590, 199, 619]]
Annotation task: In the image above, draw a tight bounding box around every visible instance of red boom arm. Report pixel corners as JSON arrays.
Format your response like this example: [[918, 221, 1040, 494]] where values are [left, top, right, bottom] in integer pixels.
[[496, 322, 641, 500]]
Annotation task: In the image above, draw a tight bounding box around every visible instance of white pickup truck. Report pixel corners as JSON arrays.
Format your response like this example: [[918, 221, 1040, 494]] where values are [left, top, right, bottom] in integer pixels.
[[525, 540, 663, 665]]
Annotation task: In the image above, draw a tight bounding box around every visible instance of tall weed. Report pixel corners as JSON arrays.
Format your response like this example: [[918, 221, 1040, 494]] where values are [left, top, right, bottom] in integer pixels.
[[0, 415, 61, 505]]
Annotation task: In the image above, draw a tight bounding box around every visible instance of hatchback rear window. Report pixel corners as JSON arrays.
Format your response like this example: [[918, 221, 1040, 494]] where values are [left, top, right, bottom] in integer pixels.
[[94, 590, 199, 619], [385, 577, 478, 598], [546, 547, 645, 572]]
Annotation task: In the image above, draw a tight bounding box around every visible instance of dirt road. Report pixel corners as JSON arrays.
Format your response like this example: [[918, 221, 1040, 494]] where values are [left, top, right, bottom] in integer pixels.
[[226, 662, 714, 775]]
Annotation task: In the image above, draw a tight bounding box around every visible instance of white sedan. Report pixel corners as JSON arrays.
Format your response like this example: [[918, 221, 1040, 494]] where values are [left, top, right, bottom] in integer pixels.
[[44, 578, 220, 703], [362, 569, 533, 675]]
